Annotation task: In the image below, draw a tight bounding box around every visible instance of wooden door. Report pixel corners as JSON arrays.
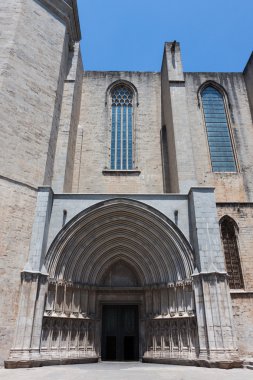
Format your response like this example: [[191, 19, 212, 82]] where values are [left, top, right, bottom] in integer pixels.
[[101, 305, 139, 361]]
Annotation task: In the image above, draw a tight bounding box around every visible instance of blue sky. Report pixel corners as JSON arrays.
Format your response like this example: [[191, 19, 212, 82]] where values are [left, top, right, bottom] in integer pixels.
[[77, 0, 252, 72]]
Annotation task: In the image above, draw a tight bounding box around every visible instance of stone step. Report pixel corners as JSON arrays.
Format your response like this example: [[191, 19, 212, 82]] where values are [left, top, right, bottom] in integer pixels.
[[243, 359, 253, 370]]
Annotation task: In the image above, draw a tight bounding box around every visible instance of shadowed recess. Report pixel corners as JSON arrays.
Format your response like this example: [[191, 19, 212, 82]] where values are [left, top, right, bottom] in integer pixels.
[[45, 198, 194, 285]]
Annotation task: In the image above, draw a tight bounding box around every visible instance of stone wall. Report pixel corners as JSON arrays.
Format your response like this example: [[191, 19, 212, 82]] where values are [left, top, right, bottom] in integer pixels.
[[244, 53, 253, 121], [0, 0, 80, 365], [0, 180, 37, 364], [0, 0, 70, 187], [231, 293, 253, 356], [46, 194, 190, 250], [72, 71, 163, 193], [217, 203, 253, 355], [161, 43, 198, 194], [52, 43, 83, 193], [185, 73, 253, 202]]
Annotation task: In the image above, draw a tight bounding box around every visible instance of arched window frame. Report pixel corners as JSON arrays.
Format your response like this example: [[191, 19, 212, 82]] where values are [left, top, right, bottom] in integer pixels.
[[198, 81, 239, 173], [219, 215, 244, 289], [104, 80, 139, 172]]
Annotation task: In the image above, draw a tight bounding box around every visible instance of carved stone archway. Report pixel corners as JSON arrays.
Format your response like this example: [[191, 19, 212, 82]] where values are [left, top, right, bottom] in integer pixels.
[[39, 198, 197, 362], [6, 191, 242, 368]]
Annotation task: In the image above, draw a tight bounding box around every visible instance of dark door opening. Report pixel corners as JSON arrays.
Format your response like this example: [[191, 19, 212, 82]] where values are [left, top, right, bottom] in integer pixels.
[[101, 305, 139, 361]]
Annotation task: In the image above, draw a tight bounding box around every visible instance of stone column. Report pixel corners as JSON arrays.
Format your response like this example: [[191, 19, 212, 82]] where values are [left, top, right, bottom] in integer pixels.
[[189, 187, 240, 365], [52, 42, 83, 193], [161, 42, 198, 193], [9, 272, 48, 360], [7, 187, 53, 363], [29, 274, 49, 355]]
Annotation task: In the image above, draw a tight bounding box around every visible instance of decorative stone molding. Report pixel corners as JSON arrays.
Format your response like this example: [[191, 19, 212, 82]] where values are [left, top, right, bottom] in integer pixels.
[[38, 0, 81, 47], [144, 317, 199, 360], [21, 271, 48, 283], [46, 198, 194, 285]]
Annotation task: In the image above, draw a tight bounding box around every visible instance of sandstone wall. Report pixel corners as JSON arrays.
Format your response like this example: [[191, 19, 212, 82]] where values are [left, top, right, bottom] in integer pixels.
[[217, 204, 253, 355], [0, 0, 77, 364], [52, 44, 83, 193], [0, 0, 69, 187], [72, 71, 163, 193], [244, 53, 253, 121], [161, 43, 198, 194], [0, 181, 37, 364], [231, 293, 253, 356], [185, 73, 253, 202], [161, 51, 179, 193]]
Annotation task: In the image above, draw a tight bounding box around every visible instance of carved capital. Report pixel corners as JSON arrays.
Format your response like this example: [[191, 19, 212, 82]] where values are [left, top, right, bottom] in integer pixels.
[[48, 278, 57, 285], [65, 281, 74, 287], [21, 271, 48, 283]]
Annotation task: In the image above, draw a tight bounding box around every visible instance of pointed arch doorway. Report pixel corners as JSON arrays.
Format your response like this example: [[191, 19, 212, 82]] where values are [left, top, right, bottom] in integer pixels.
[[99, 260, 141, 361], [101, 304, 139, 361], [42, 198, 197, 363]]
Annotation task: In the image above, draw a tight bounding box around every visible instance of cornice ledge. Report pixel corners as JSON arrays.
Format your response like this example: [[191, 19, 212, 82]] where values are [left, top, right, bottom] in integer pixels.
[[37, 0, 81, 45]]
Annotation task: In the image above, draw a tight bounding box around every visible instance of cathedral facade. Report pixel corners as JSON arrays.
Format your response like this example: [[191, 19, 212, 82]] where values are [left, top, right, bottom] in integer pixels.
[[0, 0, 253, 368]]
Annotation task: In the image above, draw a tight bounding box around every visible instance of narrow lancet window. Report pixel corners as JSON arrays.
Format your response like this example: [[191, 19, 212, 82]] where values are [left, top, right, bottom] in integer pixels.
[[220, 217, 244, 289], [111, 85, 133, 170], [202, 86, 236, 172]]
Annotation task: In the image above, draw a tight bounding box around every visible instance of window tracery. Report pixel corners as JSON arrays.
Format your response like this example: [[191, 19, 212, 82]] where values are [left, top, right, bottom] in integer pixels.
[[201, 85, 236, 172], [220, 216, 244, 289], [110, 84, 133, 170]]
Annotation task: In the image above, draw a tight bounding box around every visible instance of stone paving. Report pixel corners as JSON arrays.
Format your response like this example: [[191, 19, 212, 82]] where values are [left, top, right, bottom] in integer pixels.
[[0, 362, 252, 380]]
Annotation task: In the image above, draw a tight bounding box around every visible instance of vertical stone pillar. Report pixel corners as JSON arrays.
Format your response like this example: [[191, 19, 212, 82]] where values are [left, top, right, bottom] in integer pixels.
[[7, 187, 53, 362], [88, 287, 96, 317], [52, 42, 83, 193], [80, 287, 89, 317], [161, 42, 198, 193], [30, 275, 48, 353], [144, 288, 152, 316], [160, 286, 168, 315], [189, 187, 239, 363], [244, 52, 253, 121], [9, 272, 48, 359], [24, 187, 54, 273]]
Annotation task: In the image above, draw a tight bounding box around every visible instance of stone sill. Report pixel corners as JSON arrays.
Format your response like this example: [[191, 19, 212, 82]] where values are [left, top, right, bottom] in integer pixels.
[[212, 172, 238, 175], [102, 169, 141, 176], [5, 357, 98, 369], [230, 290, 253, 297]]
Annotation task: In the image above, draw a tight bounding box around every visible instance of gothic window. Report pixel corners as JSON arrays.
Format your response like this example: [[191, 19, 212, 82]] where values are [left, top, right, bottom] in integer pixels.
[[110, 85, 133, 170], [220, 216, 244, 289], [201, 86, 237, 172]]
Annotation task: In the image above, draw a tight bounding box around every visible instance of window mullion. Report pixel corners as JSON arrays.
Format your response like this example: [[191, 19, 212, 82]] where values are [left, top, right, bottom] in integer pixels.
[[126, 106, 129, 170], [110, 85, 133, 170]]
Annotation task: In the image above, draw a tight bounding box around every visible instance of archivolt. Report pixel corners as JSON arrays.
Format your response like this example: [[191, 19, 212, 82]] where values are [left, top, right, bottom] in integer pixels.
[[45, 198, 194, 285]]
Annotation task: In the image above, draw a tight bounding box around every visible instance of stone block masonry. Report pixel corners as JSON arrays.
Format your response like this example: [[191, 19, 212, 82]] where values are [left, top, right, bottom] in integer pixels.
[[217, 203, 253, 355], [0, 0, 81, 366], [0, 180, 37, 364], [72, 71, 163, 194]]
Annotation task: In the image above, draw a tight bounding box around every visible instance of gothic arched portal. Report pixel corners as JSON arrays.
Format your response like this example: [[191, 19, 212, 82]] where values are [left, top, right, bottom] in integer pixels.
[[42, 199, 198, 361]]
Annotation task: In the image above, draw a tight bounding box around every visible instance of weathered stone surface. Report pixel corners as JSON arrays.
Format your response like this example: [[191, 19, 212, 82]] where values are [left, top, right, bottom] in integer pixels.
[[185, 72, 253, 202], [4, 357, 98, 369], [72, 71, 163, 194], [0, 0, 81, 366], [0, 181, 36, 364], [0, 0, 253, 369]]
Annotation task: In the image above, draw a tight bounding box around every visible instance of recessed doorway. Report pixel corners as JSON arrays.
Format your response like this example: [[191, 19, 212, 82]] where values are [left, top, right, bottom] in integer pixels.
[[101, 305, 139, 361]]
